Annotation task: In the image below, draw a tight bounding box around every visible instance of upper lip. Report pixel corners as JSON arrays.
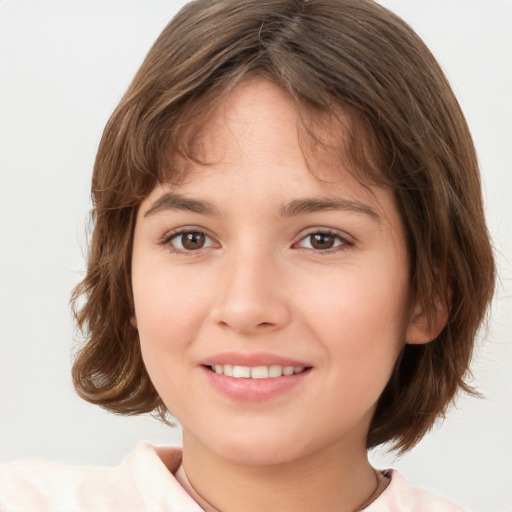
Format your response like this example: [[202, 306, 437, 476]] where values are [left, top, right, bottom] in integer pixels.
[[200, 351, 311, 368]]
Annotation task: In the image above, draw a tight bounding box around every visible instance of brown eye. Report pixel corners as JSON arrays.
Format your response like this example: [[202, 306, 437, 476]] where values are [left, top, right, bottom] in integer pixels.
[[181, 232, 205, 250], [168, 230, 214, 252], [297, 231, 349, 252], [309, 233, 335, 250]]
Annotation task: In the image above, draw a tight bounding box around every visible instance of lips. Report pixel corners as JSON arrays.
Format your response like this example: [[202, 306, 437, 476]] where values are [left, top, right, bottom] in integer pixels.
[[200, 352, 312, 400]]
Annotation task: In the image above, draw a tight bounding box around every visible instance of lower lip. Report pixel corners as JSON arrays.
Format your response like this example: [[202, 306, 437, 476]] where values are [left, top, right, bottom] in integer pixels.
[[201, 366, 311, 401]]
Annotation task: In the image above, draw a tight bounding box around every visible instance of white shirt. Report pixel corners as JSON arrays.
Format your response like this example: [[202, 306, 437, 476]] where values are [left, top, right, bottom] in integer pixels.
[[0, 443, 467, 511]]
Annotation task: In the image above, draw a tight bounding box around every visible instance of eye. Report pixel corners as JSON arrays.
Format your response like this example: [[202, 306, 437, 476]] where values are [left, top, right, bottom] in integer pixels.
[[296, 231, 351, 252], [164, 230, 216, 253]]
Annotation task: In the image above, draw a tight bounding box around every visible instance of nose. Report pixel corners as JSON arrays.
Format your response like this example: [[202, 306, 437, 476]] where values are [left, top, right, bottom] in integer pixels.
[[209, 249, 291, 335]]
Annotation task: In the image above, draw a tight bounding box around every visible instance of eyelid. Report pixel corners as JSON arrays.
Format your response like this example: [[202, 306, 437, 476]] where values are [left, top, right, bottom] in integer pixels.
[[159, 226, 219, 254], [293, 228, 355, 252]]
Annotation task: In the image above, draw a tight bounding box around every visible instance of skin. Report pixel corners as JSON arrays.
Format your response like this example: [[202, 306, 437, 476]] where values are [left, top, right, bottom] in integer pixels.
[[131, 78, 437, 512]]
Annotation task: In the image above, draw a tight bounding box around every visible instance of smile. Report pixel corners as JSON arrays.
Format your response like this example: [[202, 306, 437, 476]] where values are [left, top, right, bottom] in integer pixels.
[[209, 364, 307, 379], [202, 359, 312, 401]]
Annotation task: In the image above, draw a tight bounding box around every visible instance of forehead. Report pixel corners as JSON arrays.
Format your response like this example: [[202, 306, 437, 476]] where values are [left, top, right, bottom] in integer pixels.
[[141, 79, 399, 228], [162, 79, 365, 195], [187, 78, 352, 177]]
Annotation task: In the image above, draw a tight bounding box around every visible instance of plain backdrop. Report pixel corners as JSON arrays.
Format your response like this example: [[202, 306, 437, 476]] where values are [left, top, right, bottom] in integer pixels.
[[0, 1, 511, 511]]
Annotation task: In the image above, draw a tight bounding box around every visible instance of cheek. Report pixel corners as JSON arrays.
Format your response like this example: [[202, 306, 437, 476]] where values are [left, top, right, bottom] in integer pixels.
[[132, 241, 212, 336], [131, 257, 212, 396], [303, 264, 408, 335], [299, 259, 409, 378], [134, 276, 207, 356], [134, 288, 202, 417]]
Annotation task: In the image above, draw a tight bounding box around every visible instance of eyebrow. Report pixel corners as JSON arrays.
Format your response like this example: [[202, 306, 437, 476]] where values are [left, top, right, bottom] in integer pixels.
[[144, 192, 381, 222], [279, 197, 381, 222], [144, 192, 221, 217]]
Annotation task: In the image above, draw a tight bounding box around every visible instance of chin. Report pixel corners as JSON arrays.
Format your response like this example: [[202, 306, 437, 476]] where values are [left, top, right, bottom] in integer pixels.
[[218, 442, 303, 467], [201, 426, 322, 467]]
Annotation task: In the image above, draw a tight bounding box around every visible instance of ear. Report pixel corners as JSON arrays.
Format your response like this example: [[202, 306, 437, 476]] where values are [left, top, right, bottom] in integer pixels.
[[405, 291, 450, 344], [130, 313, 138, 329]]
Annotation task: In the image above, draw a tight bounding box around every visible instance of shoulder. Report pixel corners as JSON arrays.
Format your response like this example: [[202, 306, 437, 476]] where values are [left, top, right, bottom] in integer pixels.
[[0, 443, 201, 512], [364, 469, 468, 512], [0, 457, 139, 511]]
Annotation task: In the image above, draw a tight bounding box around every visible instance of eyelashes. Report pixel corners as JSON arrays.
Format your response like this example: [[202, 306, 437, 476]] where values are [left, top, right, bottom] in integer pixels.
[[165, 230, 216, 252], [295, 230, 351, 252], [159, 227, 354, 256], [159, 228, 218, 255]]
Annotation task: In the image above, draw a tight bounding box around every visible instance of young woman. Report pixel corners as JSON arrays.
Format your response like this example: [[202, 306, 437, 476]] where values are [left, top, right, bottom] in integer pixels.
[[0, 1, 497, 510]]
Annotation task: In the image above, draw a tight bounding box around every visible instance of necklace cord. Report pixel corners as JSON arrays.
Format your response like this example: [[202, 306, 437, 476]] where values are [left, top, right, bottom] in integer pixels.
[[176, 463, 390, 512]]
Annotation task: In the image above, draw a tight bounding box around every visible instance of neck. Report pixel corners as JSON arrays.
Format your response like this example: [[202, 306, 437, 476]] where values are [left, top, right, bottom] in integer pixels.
[[178, 431, 377, 512]]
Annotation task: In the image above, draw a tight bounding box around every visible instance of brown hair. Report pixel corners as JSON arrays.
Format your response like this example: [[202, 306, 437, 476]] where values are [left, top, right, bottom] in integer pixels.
[[72, 0, 495, 453]]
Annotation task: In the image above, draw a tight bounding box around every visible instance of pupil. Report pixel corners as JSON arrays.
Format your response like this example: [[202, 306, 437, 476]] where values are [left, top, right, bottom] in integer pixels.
[[182, 232, 205, 250], [311, 233, 334, 249]]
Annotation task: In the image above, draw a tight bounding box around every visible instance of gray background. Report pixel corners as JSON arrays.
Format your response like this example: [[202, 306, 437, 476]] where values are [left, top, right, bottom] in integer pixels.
[[1, 1, 511, 510]]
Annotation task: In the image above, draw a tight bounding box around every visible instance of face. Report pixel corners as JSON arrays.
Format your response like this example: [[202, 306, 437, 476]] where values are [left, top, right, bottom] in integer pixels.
[[131, 79, 415, 466]]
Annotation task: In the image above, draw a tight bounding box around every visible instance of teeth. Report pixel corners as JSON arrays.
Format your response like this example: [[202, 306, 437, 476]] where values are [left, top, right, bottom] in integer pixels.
[[268, 365, 283, 377], [232, 365, 251, 378], [282, 366, 294, 376], [251, 366, 269, 379], [210, 364, 307, 379]]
